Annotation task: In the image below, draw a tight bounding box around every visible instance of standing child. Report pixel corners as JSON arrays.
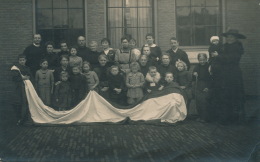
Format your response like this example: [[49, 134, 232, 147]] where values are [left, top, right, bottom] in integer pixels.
[[145, 66, 163, 93], [70, 66, 88, 107], [175, 60, 192, 110], [53, 55, 71, 82], [54, 71, 72, 111], [193, 53, 211, 122], [126, 62, 145, 105], [11, 54, 33, 125], [82, 62, 99, 91], [35, 59, 54, 106], [100, 38, 116, 67], [69, 46, 83, 68], [108, 65, 125, 104]]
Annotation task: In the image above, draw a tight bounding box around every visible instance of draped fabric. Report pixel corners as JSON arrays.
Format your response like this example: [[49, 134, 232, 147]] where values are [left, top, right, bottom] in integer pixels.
[[23, 80, 187, 124]]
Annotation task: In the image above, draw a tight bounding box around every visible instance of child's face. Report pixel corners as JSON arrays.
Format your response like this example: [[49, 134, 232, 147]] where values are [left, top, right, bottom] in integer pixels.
[[90, 44, 97, 51], [177, 63, 184, 71], [60, 57, 69, 66], [60, 43, 68, 51], [101, 41, 109, 49], [129, 40, 136, 48], [121, 39, 129, 48], [18, 58, 26, 66], [143, 47, 151, 55], [162, 55, 170, 65], [41, 61, 48, 69], [70, 48, 77, 56], [146, 36, 154, 45], [149, 69, 157, 77], [83, 64, 90, 72], [72, 67, 80, 74], [139, 56, 148, 66], [99, 57, 107, 66], [131, 66, 138, 73], [212, 39, 219, 45], [111, 67, 119, 75], [47, 45, 54, 53], [198, 57, 207, 65], [170, 40, 179, 49], [61, 75, 68, 82], [165, 74, 174, 83]]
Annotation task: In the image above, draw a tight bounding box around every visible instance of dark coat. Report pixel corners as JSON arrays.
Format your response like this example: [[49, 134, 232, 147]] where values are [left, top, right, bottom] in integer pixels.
[[166, 48, 190, 70]]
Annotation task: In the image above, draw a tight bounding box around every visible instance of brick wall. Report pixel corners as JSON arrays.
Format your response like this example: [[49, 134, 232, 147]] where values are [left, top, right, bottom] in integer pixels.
[[0, 0, 33, 104], [225, 0, 260, 95]]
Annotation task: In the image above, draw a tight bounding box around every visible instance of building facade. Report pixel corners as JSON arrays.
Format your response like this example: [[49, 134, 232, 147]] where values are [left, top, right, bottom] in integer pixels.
[[0, 0, 259, 104]]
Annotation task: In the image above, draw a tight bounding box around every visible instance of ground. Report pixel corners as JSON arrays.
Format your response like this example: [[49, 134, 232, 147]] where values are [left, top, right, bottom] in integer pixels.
[[0, 98, 259, 162]]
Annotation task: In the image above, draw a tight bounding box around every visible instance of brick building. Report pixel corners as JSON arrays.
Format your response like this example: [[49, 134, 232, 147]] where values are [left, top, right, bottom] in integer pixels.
[[0, 0, 259, 104]]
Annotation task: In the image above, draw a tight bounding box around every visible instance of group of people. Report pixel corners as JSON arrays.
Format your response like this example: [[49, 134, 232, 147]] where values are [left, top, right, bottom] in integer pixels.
[[12, 29, 246, 126]]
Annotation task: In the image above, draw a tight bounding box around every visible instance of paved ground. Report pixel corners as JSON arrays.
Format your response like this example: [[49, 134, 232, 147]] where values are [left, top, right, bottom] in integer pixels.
[[0, 98, 259, 162]]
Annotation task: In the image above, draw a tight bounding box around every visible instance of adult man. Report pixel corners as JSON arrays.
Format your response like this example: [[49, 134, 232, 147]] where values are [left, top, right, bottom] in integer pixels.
[[166, 37, 190, 70], [23, 34, 45, 76], [76, 36, 91, 61]]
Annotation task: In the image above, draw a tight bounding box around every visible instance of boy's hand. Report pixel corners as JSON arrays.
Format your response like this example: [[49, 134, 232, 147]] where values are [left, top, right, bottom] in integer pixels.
[[211, 51, 218, 57], [203, 88, 209, 92], [22, 75, 29, 80], [55, 81, 61, 86], [101, 87, 109, 92], [147, 89, 152, 93], [193, 72, 198, 77], [180, 86, 186, 89], [158, 86, 164, 91]]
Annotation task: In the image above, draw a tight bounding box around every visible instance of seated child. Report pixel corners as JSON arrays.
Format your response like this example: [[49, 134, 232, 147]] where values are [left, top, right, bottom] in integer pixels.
[[126, 62, 145, 105], [144, 66, 164, 93], [54, 71, 72, 111], [82, 62, 99, 91], [69, 66, 88, 106], [108, 65, 125, 104], [163, 72, 180, 88], [11, 54, 33, 125]]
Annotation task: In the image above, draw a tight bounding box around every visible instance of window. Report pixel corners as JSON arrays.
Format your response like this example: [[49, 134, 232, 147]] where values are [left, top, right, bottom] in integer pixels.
[[107, 0, 154, 48], [176, 0, 222, 46], [36, 0, 85, 47]]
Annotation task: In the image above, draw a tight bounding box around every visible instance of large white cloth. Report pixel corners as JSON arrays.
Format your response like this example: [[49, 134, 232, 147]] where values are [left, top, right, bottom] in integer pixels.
[[24, 80, 187, 124]]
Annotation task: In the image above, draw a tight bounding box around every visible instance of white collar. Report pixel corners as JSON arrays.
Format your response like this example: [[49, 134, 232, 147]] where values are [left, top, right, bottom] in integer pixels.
[[145, 44, 157, 47], [172, 47, 178, 53], [33, 43, 40, 47]]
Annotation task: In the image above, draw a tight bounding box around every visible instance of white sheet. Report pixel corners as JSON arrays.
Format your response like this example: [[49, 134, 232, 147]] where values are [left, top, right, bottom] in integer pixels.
[[24, 80, 187, 124]]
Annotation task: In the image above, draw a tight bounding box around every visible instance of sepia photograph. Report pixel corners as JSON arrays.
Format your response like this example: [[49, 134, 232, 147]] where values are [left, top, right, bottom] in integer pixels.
[[0, 0, 259, 161]]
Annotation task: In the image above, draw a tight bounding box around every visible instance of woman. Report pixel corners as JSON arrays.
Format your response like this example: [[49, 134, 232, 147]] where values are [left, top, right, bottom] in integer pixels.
[[211, 29, 246, 125]]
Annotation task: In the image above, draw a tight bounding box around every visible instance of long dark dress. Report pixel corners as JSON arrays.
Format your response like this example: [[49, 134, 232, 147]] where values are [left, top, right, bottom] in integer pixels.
[[211, 41, 245, 124], [53, 80, 72, 110]]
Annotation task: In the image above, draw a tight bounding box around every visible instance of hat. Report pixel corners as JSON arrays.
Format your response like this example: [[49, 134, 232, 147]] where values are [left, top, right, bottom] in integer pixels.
[[222, 29, 246, 39], [210, 36, 219, 43]]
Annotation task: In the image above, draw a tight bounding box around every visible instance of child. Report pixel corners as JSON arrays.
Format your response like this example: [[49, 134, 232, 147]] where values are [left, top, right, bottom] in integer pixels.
[[208, 36, 222, 65], [93, 54, 110, 98], [35, 59, 54, 106], [100, 38, 116, 67], [54, 71, 72, 111], [193, 53, 211, 122], [69, 46, 83, 68], [126, 62, 145, 105], [142, 46, 155, 65], [43, 41, 59, 71], [129, 38, 141, 60], [164, 72, 180, 88], [53, 55, 71, 82], [69, 66, 88, 107], [138, 54, 151, 76], [175, 60, 192, 109], [11, 54, 33, 125], [82, 62, 99, 91], [108, 65, 125, 104], [145, 66, 163, 93], [58, 40, 70, 57]]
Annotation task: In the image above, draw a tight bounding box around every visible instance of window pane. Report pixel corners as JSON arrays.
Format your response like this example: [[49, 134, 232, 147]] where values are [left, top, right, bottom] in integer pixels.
[[108, 28, 123, 48], [138, 0, 152, 7], [206, 7, 218, 25], [68, 0, 83, 8], [37, 0, 52, 8], [53, 0, 67, 8], [194, 27, 206, 45], [108, 8, 122, 27], [138, 28, 152, 46], [193, 7, 207, 25], [206, 0, 219, 6], [176, 7, 191, 25], [53, 9, 68, 28], [38, 29, 54, 44], [37, 9, 52, 28], [53, 29, 69, 46], [68, 29, 85, 46], [127, 28, 137, 42], [124, 8, 137, 28], [191, 0, 205, 7], [176, 0, 190, 6], [177, 27, 191, 46], [69, 9, 83, 28], [138, 8, 152, 27], [125, 0, 137, 7], [108, 0, 122, 7]]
